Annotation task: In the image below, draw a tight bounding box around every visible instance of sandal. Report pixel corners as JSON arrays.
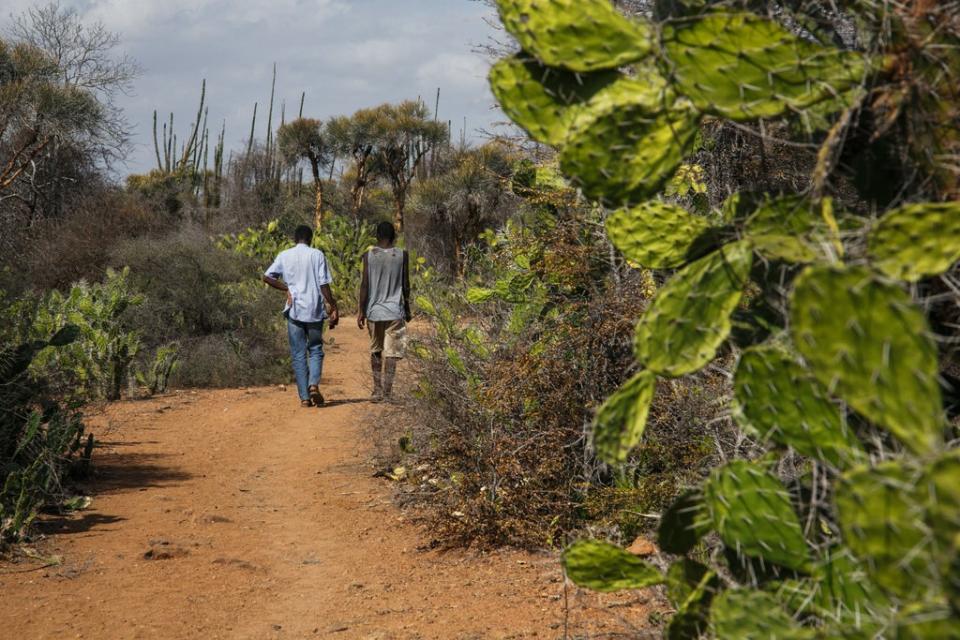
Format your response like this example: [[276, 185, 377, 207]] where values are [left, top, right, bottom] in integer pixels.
[[300, 399, 313, 408], [308, 385, 324, 407]]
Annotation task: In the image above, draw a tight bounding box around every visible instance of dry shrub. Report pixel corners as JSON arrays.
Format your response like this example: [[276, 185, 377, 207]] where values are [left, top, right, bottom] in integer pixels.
[[17, 190, 166, 293], [405, 263, 731, 548]]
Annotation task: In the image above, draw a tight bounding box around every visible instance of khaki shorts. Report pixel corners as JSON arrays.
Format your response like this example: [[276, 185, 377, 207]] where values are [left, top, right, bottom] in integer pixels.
[[368, 319, 407, 358]]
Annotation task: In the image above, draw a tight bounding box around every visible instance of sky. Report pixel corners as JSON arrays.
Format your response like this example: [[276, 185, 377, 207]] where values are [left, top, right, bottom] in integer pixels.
[[3, 0, 506, 175]]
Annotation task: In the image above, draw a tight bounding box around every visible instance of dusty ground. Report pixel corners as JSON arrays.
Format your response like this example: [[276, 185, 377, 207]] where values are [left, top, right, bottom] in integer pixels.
[[0, 321, 659, 639]]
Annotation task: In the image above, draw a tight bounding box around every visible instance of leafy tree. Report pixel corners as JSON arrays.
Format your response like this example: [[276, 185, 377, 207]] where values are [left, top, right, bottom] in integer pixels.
[[368, 101, 448, 231], [7, 1, 139, 160], [328, 109, 380, 220], [0, 39, 101, 212], [277, 117, 333, 229], [409, 143, 516, 275]]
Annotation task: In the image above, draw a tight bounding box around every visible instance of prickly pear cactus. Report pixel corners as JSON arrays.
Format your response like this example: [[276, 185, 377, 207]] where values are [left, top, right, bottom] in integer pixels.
[[495, 0, 651, 72], [634, 241, 752, 377], [867, 202, 960, 282], [733, 344, 864, 468], [703, 460, 811, 572], [661, 13, 867, 121], [606, 201, 715, 269], [488, 55, 617, 146], [488, 0, 960, 637], [789, 265, 943, 455]]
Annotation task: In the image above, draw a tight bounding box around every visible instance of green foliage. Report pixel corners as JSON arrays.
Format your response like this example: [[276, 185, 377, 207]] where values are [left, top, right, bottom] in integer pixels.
[[606, 201, 714, 269], [563, 540, 665, 592], [19, 268, 143, 402], [867, 202, 960, 282], [220, 216, 376, 313], [744, 197, 840, 264], [0, 323, 88, 545], [661, 13, 868, 121], [560, 79, 697, 206], [488, 55, 616, 146], [490, 0, 960, 636], [658, 489, 708, 556], [790, 265, 942, 455], [593, 370, 656, 465], [634, 241, 753, 378], [710, 589, 814, 640], [495, 0, 651, 73], [135, 342, 180, 396], [734, 344, 864, 468], [704, 460, 811, 572]]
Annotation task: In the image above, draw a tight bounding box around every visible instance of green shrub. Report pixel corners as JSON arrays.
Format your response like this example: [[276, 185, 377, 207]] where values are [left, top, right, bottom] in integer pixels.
[[113, 226, 289, 389], [0, 324, 90, 545], [491, 0, 960, 636], [9, 268, 143, 402], [219, 215, 376, 314]]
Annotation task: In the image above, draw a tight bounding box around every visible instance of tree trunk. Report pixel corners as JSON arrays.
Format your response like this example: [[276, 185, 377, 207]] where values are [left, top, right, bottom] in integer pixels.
[[393, 190, 406, 232], [310, 156, 323, 231]]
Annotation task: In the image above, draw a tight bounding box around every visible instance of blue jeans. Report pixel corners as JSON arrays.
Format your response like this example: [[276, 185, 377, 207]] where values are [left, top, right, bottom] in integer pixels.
[[287, 319, 325, 401]]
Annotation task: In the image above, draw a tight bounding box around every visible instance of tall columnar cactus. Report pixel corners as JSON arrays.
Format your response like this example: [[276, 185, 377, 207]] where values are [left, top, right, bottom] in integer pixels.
[[489, 0, 960, 637]]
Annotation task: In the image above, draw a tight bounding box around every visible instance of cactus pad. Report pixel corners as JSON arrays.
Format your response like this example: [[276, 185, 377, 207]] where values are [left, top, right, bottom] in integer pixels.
[[562, 539, 665, 592], [734, 344, 864, 468], [635, 241, 753, 377], [661, 12, 866, 121], [658, 489, 709, 555], [789, 265, 943, 454], [834, 462, 935, 599], [592, 370, 656, 465], [867, 202, 960, 282], [495, 0, 652, 73], [745, 197, 839, 264], [606, 201, 715, 269], [666, 559, 719, 640], [488, 55, 617, 146], [704, 460, 811, 572], [711, 589, 815, 639], [924, 451, 960, 552], [560, 78, 697, 207]]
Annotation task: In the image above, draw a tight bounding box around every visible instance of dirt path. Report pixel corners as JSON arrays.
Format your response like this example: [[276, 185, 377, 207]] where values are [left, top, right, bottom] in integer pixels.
[[0, 321, 657, 639]]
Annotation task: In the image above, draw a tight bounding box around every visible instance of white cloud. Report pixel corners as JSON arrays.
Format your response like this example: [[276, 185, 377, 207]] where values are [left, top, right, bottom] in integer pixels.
[[417, 52, 488, 94], [3, 0, 503, 173]]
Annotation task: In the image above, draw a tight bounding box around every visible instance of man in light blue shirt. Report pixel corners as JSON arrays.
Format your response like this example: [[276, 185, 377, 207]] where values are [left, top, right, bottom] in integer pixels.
[[263, 225, 339, 408]]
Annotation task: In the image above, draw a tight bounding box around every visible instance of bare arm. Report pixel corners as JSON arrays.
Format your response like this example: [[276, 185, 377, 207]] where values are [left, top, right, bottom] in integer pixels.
[[321, 283, 339, 329], [357, 253, 370, 329], [402, 251, 412, 322], [262, 275, 293, 307]]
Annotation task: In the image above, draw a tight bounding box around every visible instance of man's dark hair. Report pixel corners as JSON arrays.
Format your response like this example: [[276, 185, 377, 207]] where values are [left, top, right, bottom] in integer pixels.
[[294, 225, 313, 244], [376, 221, 397, 242]]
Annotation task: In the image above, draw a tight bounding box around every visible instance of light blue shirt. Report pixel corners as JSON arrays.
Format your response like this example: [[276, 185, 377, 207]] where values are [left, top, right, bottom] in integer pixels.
[[265, 244, 333, 323]]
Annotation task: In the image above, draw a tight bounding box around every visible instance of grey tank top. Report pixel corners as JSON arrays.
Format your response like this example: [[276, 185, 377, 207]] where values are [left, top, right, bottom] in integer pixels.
[[366, 247, 405, 322]]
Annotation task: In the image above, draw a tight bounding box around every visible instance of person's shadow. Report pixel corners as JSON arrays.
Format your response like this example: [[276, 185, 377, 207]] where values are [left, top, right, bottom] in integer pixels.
[[323, 398, 373, 407]]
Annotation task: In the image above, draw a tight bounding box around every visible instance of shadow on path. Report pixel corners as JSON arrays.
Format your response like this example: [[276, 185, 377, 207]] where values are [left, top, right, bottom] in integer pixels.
[[87, 450, 193, 494], [36, 513, 126, 536]]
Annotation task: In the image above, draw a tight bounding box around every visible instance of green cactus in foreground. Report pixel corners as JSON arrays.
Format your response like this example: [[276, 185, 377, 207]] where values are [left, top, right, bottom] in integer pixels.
[[606, 201, 715, 269], [867, 202, 960, 282], [496, 0, 651, 73], [790, 265, 943, 455], [734, 344, 865, 468], [634, 240, 753, 377], [490, 0, 960, 636]]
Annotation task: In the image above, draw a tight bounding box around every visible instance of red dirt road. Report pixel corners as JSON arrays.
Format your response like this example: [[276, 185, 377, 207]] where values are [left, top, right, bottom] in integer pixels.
[[0, 322, 657, 639]]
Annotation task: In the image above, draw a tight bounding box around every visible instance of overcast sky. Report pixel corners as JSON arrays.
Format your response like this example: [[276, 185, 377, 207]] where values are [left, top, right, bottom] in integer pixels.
[[4, 0, 505, 175]]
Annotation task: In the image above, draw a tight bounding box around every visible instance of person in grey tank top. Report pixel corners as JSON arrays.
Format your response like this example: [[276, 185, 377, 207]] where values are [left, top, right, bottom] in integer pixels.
[[358, 221, 411, 401]]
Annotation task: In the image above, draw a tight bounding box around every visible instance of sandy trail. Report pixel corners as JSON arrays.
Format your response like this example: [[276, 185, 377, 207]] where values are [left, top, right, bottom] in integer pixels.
[[0, 320, 656, 639]]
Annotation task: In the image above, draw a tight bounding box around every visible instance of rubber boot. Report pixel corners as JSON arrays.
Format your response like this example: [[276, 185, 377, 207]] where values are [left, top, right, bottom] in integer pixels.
[[371, 353, 384, 401]]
